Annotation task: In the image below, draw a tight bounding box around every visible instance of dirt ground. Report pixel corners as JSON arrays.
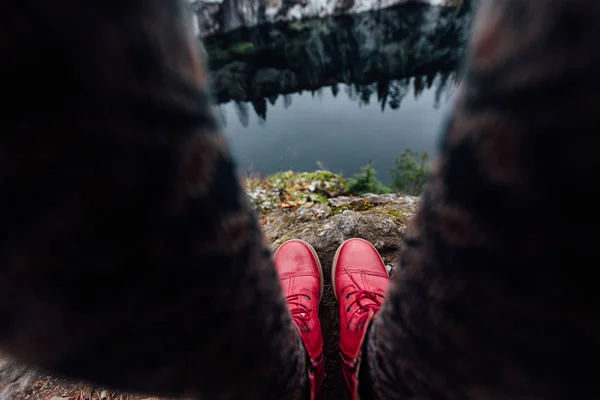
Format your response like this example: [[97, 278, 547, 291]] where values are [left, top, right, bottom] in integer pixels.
[[0, 359, 164, 400]]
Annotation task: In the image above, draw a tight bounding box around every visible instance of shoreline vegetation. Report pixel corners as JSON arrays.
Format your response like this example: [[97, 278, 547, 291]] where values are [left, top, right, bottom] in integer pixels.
[[244, 149, 430, 212]]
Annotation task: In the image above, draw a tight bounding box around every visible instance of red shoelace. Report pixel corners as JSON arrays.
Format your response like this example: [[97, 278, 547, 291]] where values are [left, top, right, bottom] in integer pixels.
[[287, 293, 313, 332], [343, 267, 384, 331]]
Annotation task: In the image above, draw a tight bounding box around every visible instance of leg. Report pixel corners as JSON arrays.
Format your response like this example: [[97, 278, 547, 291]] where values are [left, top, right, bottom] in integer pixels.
[[0, 1, 310, 399], [350, 0, 600, 398]]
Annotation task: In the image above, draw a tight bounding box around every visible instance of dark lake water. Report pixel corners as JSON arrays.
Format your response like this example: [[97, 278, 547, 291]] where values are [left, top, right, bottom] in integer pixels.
[[204, 3, 472, 183]]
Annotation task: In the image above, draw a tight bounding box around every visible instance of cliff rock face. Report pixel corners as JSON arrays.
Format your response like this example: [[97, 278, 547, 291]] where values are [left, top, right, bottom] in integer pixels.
[[204, 2, 472, 117], [190, 0, 462, 36]]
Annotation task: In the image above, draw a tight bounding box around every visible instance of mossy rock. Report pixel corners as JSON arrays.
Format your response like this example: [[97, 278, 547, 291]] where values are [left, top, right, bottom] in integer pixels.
[[373, 205, 410, 225], [245, 170, 347, 212], [331, 200, 375, 215]]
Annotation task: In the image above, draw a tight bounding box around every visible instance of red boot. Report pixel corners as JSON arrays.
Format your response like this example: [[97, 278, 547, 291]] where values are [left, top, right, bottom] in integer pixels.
[[274, 239, 324, 400], [332, 238, 390, 399]]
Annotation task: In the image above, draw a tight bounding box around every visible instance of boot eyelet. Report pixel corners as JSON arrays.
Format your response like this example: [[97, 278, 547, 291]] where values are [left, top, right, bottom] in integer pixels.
[[346, 294, 350, 299], [346, 306, 351, 312], [305, 295, 311, 300]]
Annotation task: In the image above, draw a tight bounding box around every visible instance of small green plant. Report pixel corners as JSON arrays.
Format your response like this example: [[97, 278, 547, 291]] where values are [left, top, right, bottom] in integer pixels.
[[348, 162, 389, 195], [229, 41, 256, 56], [207, 42, 255, 67], [390, 149, 430, 195]]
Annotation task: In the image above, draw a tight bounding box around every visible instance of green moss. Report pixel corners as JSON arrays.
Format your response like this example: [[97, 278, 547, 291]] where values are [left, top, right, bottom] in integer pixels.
[[332, 201, 375, 215], [267, 170, 294, 185], [374, 207, 409, 225], [331, 205, 350, 215], [292, 192, 329, 205], [304, 170, 336, 181], [267, 171, 346, 192]]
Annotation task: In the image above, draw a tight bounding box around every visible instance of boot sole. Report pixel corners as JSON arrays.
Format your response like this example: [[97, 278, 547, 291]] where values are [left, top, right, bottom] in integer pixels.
[[274, 239, 324, 302], [331, 238, 387, 300]]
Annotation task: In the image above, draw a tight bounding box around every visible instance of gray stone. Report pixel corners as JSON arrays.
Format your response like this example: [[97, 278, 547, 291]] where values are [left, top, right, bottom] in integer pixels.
[[295, 203, 331, 222], [264, 193, 418, 272]]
